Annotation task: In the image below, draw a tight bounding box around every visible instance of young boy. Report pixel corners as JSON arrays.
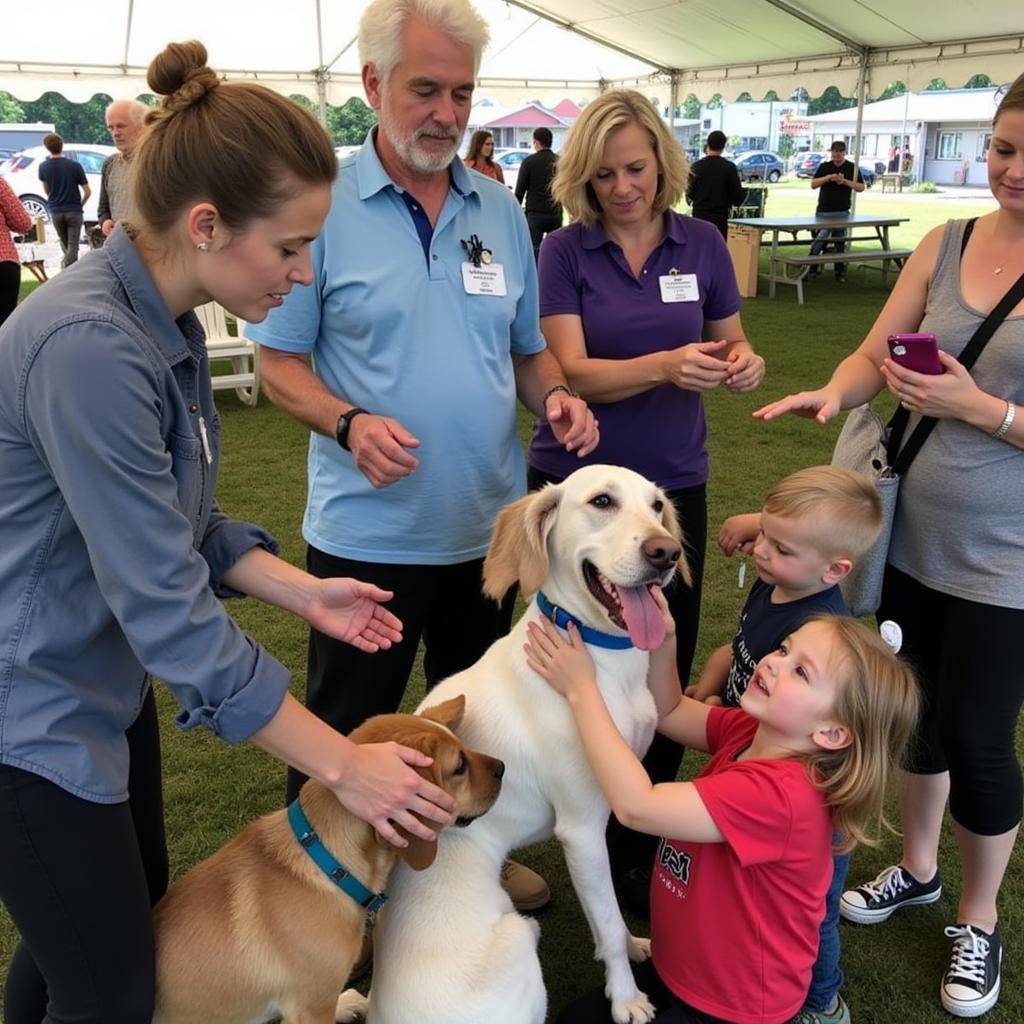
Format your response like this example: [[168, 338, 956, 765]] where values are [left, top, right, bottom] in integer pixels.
[[688, 466, 882, 710], [688, 465, 883, 1024]]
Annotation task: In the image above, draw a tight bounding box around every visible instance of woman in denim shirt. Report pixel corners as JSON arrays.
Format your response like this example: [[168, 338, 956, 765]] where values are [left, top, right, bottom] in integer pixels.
[[0, 41, 455, 1024]]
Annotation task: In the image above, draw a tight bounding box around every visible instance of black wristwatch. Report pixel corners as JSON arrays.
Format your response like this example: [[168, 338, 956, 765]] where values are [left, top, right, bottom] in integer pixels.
[[335, 407, 369, 451]]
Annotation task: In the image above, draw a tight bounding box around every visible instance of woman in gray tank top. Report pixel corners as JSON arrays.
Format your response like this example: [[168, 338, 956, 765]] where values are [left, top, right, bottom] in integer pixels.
[[752, 73, 1024, 1021]]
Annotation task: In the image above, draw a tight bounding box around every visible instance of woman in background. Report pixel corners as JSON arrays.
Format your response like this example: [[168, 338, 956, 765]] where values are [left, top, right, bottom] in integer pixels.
[[0, 175, 31, 327], [464, 128, 505, 183]]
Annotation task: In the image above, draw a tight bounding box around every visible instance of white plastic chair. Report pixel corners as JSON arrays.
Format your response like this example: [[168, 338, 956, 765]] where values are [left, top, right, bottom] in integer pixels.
[[194, 301, 260, 406]]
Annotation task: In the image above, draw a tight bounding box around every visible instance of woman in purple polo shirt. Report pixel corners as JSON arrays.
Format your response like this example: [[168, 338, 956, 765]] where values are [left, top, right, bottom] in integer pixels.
[[527, 89, 764, 915]]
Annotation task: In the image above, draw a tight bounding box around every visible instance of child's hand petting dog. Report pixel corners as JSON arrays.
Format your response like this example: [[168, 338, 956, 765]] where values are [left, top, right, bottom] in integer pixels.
[[524, 618, 597, 698]]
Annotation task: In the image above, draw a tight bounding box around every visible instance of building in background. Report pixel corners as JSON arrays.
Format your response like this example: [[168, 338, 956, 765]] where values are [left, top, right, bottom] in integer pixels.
[[699, 100, 810, 155], [466, 98, 582, 152], [806, 87, 1002, 186]]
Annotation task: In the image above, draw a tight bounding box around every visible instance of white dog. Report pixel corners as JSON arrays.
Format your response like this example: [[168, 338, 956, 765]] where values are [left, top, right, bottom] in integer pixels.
[[339, 465, 686, 1024]]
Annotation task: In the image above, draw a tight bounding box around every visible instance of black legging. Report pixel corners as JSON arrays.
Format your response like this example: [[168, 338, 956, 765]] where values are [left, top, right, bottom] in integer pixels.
[[0, 688, 168, 1024], [526, 466, 708, 872], [0, 261, 21, 329], [878, 564, 1024, 835]]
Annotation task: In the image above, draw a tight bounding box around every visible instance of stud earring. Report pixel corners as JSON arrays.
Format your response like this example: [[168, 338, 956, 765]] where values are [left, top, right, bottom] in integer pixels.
[[196, 241, 209, 252]]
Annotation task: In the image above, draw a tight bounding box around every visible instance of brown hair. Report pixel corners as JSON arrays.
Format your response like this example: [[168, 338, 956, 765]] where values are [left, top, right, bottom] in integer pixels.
[[42, 133, 63, 154], [800, 616, 919, 853], [132, 40, 336, 236], [464, 129, 496, 168], [994, 72, 1024, 125], [551, 89, 688, 228], [762, 465, 883, 563]]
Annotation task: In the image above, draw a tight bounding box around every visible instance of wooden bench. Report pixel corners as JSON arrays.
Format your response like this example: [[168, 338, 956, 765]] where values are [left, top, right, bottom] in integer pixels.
[[880, 173, 903, 193], [776, 249, 913, 304]]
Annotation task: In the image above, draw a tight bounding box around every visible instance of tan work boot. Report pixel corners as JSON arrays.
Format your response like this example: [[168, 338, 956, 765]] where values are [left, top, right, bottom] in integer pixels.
[[500, 859, 551, 911]]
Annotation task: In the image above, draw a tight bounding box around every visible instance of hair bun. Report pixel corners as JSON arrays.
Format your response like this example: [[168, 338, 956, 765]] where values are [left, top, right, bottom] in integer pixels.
[[147, 40, 219, 113]]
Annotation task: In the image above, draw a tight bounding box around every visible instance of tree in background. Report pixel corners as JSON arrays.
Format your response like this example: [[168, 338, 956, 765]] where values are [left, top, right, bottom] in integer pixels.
[[17, 93, 113, 143], [806, 86, 856, 116], [328, 96, 377, 145], [678, 93, 701, 119], [0, 93, 25, 122]]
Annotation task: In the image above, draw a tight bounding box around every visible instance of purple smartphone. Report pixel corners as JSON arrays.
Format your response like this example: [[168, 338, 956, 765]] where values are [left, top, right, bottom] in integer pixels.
[[887, 333, 943, 375]]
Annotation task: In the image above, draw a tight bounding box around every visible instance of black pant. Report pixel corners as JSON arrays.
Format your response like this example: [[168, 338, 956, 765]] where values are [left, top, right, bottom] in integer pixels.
[[878, 565, 1024, 835], [0, 689, 168, 1024], [558, 959, 728, 1024], [526, 467, 708, 873], [526, 211, 563, 262], [287, 547, 517, 801], [50, 212, 83, 268], [691, 210, 729, 240], [0, 260, 20, 328]]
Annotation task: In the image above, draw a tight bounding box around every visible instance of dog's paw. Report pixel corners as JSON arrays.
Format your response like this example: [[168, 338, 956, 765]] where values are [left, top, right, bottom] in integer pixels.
[[611, 991, 656, 1024], [627, 934, 651, 963], [335, 988, 368, 1023]]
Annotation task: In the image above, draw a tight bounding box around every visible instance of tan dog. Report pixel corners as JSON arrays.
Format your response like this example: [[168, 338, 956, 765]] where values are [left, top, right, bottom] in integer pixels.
[[152, 697, 503, 1024]]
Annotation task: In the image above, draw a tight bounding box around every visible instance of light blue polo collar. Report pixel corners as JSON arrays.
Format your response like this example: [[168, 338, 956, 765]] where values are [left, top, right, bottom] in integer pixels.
[[535, 591, 634, 650], [287, 797, 388, 917]]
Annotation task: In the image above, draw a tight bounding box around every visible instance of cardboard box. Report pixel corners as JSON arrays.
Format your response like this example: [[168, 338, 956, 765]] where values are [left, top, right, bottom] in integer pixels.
[[727, 224, 761, 298]]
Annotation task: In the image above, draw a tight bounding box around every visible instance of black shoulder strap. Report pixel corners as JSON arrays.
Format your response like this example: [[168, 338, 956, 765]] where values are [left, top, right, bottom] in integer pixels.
[[888, 249, 1024, 474]]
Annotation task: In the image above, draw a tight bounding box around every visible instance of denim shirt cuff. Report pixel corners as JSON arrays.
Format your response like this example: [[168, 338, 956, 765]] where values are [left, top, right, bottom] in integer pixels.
[[202, 521, 281, 598], [174, 645, 289, 741]]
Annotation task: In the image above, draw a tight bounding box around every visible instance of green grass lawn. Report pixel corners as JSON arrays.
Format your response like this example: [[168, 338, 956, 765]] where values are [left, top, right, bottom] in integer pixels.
[[3, 193, 1019, 1023]]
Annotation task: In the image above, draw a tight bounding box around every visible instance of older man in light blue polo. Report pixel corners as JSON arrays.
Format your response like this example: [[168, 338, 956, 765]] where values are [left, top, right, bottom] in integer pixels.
[[246, 0, 597, 911]]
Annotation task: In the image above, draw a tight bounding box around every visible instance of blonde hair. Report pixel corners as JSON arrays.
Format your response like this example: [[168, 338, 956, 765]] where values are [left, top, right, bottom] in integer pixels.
[[551, 89, 688, 227], [358, 0, 489, 83], [801, 616, 919, 853], [132, 40, 336, 236], [763, 466, 883, 563], [994, 71, 1024, 125]]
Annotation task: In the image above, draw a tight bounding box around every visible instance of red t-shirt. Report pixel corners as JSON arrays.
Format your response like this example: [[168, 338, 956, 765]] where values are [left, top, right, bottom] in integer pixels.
[[650, 707, 833, 1024]]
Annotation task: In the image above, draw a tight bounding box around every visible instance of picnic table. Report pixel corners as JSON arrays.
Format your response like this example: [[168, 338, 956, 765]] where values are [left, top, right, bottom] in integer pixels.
[[726, 213, 911, 304]]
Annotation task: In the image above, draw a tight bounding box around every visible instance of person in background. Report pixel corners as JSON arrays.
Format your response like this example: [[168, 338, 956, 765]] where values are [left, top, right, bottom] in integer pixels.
[[37, 132, 90, 267], [0, 175, 31, 326], [755, 70, 1024, 1021], [527, 87, 764, 917], [463, 128, 505, 182], [0, 39, 456, 1024], [685, 129, 745, 239], [97, 98, 149, 237], [246, 0, 598, 914], [525, 604, 919, 1024], [515, 126, 562, 261], [806, 140, 864, 282]]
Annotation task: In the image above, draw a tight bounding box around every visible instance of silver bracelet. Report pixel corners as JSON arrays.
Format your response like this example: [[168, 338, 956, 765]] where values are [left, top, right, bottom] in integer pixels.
[[992, 400, 1016, 441]]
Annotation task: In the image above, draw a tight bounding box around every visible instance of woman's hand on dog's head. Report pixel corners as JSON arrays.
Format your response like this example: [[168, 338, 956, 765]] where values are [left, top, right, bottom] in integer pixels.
[[523, 618, 597, 697]]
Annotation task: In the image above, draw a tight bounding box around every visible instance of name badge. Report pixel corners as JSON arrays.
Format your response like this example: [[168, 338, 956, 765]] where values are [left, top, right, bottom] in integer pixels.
[[462, 262, 508, 296], [659, 273, 699, 303]]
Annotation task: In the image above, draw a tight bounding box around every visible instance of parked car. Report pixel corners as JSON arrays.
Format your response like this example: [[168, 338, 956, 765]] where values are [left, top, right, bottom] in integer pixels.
[[492, 147, 533, 193], [732, 151, 785, 183], [0, 143, 117, 227], [793, 151, 875, 187]]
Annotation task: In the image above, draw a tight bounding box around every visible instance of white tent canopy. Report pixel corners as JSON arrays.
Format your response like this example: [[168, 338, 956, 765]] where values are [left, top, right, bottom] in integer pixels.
[[0, 0, 1020, 108]]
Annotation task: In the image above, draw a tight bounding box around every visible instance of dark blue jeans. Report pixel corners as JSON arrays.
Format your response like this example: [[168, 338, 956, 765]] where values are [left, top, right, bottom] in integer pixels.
[[808, 211, 849, 277], [804, 844, 850, 1011]]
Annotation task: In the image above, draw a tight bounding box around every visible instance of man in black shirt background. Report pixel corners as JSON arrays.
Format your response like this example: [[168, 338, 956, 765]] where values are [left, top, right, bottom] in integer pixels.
[[685, 130, 745, 239], [808, 140, 865, 281], [515, 127, 562, 261]]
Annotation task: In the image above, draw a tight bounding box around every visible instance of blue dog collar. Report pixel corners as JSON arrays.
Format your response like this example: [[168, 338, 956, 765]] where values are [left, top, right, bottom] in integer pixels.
[[287, 798, 388, 916], [535, 590, 634, 650]]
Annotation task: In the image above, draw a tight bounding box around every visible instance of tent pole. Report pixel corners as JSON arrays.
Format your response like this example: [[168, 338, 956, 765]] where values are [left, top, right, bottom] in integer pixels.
[[315, 0, 328, 127], [850, 53, 868, 214]]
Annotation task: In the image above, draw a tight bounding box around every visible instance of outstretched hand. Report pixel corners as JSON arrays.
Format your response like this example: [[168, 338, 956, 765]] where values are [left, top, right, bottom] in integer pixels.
[[753, 388, 841, 425], [304, 578, 403, 652], [524, 618, 597, 697]]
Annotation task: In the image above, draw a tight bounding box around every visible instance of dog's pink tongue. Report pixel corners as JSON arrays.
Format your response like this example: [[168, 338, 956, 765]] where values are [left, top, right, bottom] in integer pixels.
[[618, 585, 666, 651]]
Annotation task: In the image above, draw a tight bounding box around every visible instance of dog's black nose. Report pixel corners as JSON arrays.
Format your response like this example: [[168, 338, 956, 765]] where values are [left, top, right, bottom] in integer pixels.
[[493, 760, 506, 780], [643, 537, 681, 570]]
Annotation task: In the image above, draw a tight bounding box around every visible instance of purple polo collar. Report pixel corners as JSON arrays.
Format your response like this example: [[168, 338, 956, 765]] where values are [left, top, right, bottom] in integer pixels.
[[580, 210, 688, 250]]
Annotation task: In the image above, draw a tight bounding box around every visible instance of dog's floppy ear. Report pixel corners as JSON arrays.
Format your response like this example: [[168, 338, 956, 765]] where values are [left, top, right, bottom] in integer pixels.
[[419, 695, 466, 732], [658, 490, 693, 588], [483, 484, 561, 599], [393, 815, 443, 871]]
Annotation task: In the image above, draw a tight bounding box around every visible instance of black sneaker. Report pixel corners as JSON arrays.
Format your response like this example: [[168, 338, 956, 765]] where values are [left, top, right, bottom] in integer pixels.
[[941, 923, 1001, 1017], [839, 864, 942, 924]]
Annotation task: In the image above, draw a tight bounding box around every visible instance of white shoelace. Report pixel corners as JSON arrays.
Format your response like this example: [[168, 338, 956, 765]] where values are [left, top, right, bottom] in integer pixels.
[[944, 925, 991, 985], [859, 864, 911, 903]]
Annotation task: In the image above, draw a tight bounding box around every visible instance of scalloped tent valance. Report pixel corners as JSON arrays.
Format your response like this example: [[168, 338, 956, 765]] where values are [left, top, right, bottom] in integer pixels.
[[0, 0, 1019, 108]]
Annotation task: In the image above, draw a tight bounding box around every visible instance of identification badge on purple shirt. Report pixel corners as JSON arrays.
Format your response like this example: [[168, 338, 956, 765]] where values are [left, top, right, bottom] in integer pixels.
[[659, 272, 699, 303]]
